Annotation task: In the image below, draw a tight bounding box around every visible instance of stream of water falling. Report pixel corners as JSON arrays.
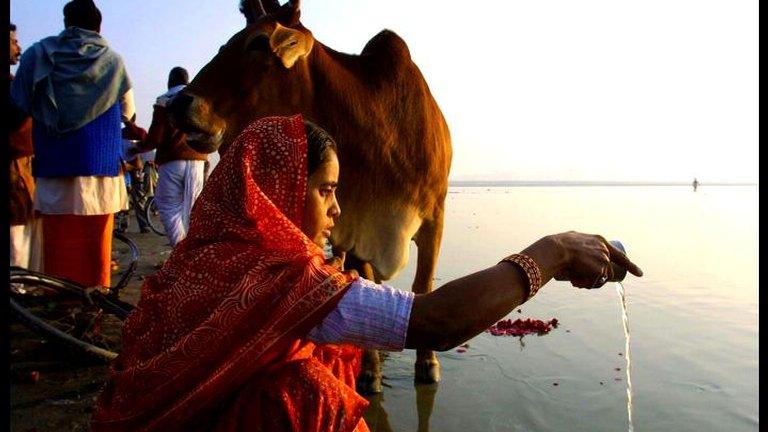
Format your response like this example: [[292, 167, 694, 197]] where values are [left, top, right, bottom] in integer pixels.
[[616, 281, 634, 432]]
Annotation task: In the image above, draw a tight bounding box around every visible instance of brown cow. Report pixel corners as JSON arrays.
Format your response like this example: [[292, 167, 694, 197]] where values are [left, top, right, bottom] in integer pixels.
[[168, 0, 451, 394]]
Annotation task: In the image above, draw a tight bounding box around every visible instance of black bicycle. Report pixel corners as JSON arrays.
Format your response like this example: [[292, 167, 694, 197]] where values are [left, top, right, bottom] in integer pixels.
[[10, 232, 139, 362], [116, 163, 165, 237], [144, 195, 165, 236]]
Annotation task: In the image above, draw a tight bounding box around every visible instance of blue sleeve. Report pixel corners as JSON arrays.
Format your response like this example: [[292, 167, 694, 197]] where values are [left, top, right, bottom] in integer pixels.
[[307, 277, 415, 351]]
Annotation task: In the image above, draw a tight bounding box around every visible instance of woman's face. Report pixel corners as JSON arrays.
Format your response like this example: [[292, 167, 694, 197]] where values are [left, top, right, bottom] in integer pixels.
[[302, 151, 340, 247]]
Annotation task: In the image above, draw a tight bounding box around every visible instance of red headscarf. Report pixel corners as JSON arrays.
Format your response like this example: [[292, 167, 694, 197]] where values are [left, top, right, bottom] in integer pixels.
[[92, 115, 360, 431]]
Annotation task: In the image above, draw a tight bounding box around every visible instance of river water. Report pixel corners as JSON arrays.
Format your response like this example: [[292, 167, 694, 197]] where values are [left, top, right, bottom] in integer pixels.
[[364, 185, 758, 432]]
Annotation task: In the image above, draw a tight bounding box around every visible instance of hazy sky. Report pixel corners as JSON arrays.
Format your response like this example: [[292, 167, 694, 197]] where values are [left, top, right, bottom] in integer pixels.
[[10, 0, 759, 182]]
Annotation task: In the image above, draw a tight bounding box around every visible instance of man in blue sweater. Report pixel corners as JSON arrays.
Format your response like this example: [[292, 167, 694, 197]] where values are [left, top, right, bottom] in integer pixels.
[[10, 0, 135, 288]]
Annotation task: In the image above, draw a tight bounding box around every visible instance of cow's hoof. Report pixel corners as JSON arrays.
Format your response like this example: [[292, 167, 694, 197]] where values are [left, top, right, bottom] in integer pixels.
[[414, 359, 441, 384], [357, 371, 383, 395]]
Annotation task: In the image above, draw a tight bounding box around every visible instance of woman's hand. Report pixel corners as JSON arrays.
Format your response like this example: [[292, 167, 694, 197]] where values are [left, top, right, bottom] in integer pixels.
[[550, 231, 643, 288], [407, 231, 643, 351]]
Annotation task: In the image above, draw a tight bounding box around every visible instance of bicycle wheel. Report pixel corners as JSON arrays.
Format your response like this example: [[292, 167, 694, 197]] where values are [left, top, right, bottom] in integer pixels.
[[115, 210, 130, 234], [13, 268, 135, 320], [110, 232, 140, 296], [10, 271, 121, 362], [10, 231, 139, 363], [144, 196, 166, 237]]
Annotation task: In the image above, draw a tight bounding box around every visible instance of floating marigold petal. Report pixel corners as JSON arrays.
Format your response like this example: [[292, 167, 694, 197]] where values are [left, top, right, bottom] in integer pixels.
[[487, 316, 560, 337]]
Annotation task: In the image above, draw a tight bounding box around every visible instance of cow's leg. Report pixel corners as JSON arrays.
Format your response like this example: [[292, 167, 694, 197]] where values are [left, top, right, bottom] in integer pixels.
[[342, 253, 384, 395], [412, 213, 444, 384], [359, 348, 383, 395]]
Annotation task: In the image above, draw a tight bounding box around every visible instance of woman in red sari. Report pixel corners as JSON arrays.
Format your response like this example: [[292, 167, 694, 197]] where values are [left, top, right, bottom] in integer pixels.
[[92, 115, 642, 431]]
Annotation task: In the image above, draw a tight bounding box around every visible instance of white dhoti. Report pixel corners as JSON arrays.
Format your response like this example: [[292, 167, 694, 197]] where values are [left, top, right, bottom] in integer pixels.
[[10, 217, 42, 271], [155, 160, 205, 246]]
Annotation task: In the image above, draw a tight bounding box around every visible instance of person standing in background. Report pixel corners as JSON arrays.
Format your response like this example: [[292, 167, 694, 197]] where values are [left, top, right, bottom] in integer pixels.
[[137, 67, 207, 246], [11, 0, 134, 289], [141, 150, 158, 196], [117, 116, 151, 233], [9, 22, 42, 271]]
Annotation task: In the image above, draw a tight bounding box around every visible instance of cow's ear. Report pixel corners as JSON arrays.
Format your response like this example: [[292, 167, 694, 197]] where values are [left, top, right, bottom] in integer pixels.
[[276, 0, 301, 26], [270, 23, 314, 69]]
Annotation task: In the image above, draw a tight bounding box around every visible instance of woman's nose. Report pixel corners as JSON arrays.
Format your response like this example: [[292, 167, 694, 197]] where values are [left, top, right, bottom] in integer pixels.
[[329, 198, 341, 218]]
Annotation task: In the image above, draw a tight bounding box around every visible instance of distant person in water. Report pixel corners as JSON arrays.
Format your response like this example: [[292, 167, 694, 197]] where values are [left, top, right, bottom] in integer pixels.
[[693, 178, 699, 191]]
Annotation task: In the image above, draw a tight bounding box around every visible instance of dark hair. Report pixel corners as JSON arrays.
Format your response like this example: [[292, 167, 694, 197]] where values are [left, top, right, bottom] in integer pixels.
[[63, 0, 102, 32], [168, 66, 189, 89], [10, 23, 16, 32], [304, 121, 337, 175]]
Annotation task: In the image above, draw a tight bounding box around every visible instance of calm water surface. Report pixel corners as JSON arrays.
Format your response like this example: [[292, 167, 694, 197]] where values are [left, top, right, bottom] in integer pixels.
[[363, 185, 758, 432]]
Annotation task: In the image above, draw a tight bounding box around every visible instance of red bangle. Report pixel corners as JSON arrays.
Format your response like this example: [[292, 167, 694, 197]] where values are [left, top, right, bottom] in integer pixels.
[[499, 253, 542, 301]]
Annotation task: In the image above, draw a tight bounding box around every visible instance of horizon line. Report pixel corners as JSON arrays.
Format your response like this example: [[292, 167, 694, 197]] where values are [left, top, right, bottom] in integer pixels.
[[448, 180, 758, 187]]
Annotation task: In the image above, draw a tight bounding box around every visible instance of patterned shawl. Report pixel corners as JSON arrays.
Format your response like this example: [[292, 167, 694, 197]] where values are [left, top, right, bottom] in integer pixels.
[[91, 115, 357, 431]]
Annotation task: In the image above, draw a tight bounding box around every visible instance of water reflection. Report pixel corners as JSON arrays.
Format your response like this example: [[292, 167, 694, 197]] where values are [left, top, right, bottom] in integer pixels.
[[364, 383, 440, 432], [376, 186, 758, 431], [415, 383, 439, 432], [363, 393, 393, 432]]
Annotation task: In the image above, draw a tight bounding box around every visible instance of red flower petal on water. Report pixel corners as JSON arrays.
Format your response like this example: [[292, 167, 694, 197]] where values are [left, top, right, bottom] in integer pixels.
[[457, 348, 467, 353], [487, 316, 560, 337]]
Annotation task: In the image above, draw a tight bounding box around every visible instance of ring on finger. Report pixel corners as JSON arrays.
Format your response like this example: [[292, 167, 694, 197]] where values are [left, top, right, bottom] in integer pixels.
[[591, 272, 608, 288]]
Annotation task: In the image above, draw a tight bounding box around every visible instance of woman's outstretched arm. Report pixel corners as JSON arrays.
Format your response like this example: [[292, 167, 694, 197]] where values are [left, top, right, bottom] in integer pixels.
[[405, 232, 642, 351]]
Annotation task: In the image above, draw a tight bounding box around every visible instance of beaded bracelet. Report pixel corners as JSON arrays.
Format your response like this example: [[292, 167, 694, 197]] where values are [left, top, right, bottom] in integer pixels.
[[499, 253, 543, 301]]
